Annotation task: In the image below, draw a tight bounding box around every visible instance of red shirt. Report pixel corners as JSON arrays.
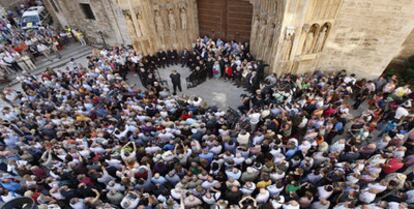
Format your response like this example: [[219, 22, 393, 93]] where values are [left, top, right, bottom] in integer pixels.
[[225, 67, 233, 76], [80, 176, 93, 186], [13, 43, 28, 53], [180, 113, 192, 120], [383, 158, 404, 174], [324, 107, 337, 117], [32, 167, 47, 179], [32, 191, 41, 201]]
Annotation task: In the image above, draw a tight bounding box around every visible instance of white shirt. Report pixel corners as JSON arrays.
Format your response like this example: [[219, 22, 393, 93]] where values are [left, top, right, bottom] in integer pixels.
[[70, 199, 86, 209], [388, 202, 403, 209], [344, 76, 356, 85], [240, 183, 256, 195], [120, 195, 140, 209], [3, 54, 15, 63], [201, 180, 218, 190], [1, 192, 20, 203], [406, 189, 414, 203], [330, 142, 345, 153], [359, 189, 376, 203], [256, 190, 270, 203], [367, 182, 387, 193], [225, 169, 241, 180], [317, 186, 333, 200], [145, 146, 162, 154], [37, 44, 49, 52], [298, 117, 308, 128], [252, 134, 265, 145], [267, 184, 284, 196], [237, 132, 250, 146], [131, 55, 140, 63], [191, 98, 202, 107], [105, 159, 122, 168], [249, 112, 261, 125], [202, 192, 221, 204], [332, 203, 350, 209], [283, 203, 300, 209], [395, 106, 409, 119]]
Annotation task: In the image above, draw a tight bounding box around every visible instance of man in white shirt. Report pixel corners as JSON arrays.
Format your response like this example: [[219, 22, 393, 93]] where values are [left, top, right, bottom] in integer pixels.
[[248, 111, 261, 131], [2, 52, 21, 71], [37, 42, 52, 61], [343, 74, 356, 85], [395, 106, 409, 120]]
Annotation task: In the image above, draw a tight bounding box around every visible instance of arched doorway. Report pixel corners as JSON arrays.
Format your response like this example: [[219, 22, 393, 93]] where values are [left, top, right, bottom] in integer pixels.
[[197, 0, 253, 42]]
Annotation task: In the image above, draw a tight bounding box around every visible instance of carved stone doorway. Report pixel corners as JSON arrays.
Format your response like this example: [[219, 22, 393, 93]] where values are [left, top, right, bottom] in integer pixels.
[[197, 0, 253, 42]]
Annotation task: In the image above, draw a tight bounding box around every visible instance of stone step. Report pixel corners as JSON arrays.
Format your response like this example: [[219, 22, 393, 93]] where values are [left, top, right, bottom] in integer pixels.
[[33, 49, 92, 73], [34, 43, 88, 65], [1, 48, 92, 89], [35, 46, 92, 70]]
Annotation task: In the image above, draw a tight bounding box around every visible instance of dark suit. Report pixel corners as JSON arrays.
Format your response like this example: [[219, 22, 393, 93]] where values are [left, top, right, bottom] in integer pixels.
[[181, 51, 189, 67], [170, 72, 182, 94]]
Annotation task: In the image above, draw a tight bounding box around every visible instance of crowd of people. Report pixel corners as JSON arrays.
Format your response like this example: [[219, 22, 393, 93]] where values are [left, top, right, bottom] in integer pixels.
[[183, 37, 267, 91], [0, 6, 86, 83], [0, 36, 413, 209], [126, 36, 267, 92]]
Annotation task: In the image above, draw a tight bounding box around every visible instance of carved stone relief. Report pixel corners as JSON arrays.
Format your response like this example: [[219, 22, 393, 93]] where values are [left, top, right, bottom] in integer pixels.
[[122, 10, 137, 38], [264, 23, 277, 59], [280, 27, 295, 60], [134, 8, 145, 37], [168, 9, 176, 31], [251, 15, 260, 43], [257, 18, 267, 55], [154, 9, 164, 33], [123, 9, 142, 38], [179, 7, 187, 30]]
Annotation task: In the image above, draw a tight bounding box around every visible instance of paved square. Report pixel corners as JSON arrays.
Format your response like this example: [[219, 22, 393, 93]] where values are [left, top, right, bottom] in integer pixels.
[[155, 65, 247, 109]]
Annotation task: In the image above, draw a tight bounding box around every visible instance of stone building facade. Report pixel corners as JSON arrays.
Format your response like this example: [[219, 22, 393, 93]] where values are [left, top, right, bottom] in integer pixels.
[[44, 0, 414, 79], [318, 0, 414, 78], [44, 0, 132, 46], [116, 0, 199, 54], [392, 29, 414, 63]]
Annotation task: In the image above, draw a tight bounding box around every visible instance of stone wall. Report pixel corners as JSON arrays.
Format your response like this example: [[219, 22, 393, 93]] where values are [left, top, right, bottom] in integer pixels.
[[42, 0, 414, 78], [318, 0, 414, 78], [44, 0, 131, 46], [393, 29, 414, 63], [249, 0, 284, 72], [117, 0, 198, 55], [264, 0, 342, 75], [43, 0, 68, 28], [249, 0, 414, 79]]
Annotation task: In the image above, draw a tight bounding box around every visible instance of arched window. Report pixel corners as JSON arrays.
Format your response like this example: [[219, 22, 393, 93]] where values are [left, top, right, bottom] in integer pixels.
[[313, 22, 331, 53], [302, 23, 319, 54]]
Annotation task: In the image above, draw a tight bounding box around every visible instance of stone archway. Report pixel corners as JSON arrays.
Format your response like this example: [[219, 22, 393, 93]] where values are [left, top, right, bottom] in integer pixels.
[[197, 0, 253, 42]]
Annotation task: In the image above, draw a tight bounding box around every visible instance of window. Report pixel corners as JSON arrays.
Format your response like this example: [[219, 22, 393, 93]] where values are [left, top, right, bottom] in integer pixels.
[[49, 0, 59, 12], [80, 3, 95, 20], [22, 15, 40, 24]]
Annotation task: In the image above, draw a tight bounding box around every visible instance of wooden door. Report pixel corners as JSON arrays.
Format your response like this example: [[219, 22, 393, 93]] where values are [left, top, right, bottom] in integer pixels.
[[197, 0, 253, 42]]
